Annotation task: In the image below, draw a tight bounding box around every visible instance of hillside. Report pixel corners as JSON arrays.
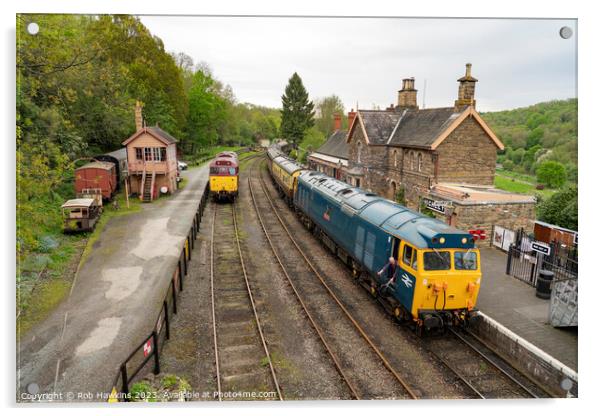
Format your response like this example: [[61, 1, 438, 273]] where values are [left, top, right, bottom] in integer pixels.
[[481, 99, 577, 181]]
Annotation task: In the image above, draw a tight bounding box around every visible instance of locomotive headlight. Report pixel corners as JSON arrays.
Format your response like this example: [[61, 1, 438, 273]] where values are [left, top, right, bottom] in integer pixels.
[[461, 237, 468, 244], [439, 237, 446, 244]]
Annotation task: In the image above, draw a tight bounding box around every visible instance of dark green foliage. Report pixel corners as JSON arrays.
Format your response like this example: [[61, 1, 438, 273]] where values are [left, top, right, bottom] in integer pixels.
[[536, 161, 567, 188], [16, 15, 281, 261], [280, 72, 315, 146], [537, 186, 578, 230], [483, 99, 577, 176]]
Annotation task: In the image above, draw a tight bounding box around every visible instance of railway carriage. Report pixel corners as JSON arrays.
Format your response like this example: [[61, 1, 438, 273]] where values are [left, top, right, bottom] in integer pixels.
[[209, 155, 239, 201], [293, 171, 481, 333], [270, 156, 305, 205]]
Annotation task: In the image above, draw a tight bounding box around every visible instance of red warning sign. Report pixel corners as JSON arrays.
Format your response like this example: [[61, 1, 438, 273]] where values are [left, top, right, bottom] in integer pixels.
[[143, 339, 153, 357]]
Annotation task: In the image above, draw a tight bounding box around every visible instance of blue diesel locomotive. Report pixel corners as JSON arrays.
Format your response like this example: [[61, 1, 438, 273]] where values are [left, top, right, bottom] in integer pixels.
[[293, 170, 482, 333]]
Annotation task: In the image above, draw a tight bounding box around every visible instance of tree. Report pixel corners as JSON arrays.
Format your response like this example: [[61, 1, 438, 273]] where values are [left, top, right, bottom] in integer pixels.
[[280, 72, 315, 147], [314, 95, 346, 137], [538, 186, 578, 230], [536, 161, 567, 188]]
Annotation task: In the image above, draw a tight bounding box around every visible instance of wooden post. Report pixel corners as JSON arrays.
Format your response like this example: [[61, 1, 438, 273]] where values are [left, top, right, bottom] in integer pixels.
[[124, 177, 130, 209]]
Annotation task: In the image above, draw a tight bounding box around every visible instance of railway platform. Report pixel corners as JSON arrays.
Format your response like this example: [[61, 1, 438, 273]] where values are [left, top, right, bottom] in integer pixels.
[[477, 247, 577, 371], [18, 164, 210, 400]]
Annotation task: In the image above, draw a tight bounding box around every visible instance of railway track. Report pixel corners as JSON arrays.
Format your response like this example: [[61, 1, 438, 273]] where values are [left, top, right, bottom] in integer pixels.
[[418, 327, 545, 398], [209, 200, 282, 401], [247, 158, 418, 400], [254, 156, 550, 399]]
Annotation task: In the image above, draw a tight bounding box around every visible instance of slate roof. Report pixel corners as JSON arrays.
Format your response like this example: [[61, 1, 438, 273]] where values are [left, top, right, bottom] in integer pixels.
[[147, 126, 178, 144], [389, 107, 464, 148], [353, 106, 473, 149], [314, 129, 349, 159], [358, 110, 403, 145]]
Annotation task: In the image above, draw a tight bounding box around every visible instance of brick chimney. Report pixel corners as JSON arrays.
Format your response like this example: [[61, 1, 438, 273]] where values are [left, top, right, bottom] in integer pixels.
[[397, 78, 418, 110], [333, 113, 342, 131], [455, 63, 478, 109], [347, 109, 357, 132], [135, 100, 143, 131]]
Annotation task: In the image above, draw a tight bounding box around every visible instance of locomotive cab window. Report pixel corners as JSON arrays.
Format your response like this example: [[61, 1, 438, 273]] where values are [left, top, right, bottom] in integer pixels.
[[402, 244, 417, 270], [454, 251, 478, 270], [423, 250, 451, 271]]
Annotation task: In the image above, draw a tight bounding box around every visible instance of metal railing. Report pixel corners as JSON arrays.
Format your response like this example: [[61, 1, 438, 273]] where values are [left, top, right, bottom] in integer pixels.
[[108, 183, 209, 401], [506, 228, 578, 288]]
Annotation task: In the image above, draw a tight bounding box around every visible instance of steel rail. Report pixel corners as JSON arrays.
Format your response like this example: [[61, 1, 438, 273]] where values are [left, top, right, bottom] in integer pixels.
[[253, 160, 419, 400], [449, 328, 540, 398], [209, 207, 222, 401], [230, 201, 284, 400], [247, 170, 362, 399]]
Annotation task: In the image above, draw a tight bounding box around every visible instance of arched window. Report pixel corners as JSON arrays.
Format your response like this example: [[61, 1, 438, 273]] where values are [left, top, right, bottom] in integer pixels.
[[409, 151, 415, 170], [417, 153, 423, 172], [393, 150, 398, 167], [391, 181, 397, 199], [357, 141, 362, 164]]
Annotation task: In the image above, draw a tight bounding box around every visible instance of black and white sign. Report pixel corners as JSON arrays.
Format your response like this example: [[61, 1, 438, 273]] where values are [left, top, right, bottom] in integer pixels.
[[423, 198, 450, 214], [531, 241, 551, 256]]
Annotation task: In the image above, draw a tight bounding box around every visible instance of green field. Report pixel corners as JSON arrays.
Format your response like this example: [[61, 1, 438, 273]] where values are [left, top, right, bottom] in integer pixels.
[[494, 173, 556, 199]]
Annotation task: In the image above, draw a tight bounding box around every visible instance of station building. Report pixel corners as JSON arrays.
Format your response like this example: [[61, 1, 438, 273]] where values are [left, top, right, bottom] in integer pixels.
[[309, 64, 536, 244], [122, 101, 179, 202]]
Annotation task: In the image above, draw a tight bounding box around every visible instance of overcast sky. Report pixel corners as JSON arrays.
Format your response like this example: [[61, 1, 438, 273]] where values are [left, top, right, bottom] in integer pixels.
[[139, 16, 576, 113]]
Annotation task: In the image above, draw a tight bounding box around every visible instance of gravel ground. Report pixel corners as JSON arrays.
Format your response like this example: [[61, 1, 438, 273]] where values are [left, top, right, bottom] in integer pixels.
[[158, 156, 529, 401]]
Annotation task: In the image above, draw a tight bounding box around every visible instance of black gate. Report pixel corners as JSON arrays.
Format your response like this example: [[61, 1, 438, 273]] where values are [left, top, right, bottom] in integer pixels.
[[506, 228, 578, 287]]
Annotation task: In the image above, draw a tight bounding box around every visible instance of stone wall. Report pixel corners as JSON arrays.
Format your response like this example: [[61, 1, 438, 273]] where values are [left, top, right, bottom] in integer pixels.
[[429, 200, 535, 245], [436, 116, 497, 185]]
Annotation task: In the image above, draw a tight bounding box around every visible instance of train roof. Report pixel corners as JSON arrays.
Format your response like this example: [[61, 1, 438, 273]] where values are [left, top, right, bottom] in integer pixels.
[[61, 198, 97, 208], [75, 161, 115, 171], [216, 151, 238, 158], [210, 156, 239, 167], [273, 155, 304, 174], [298, 171, 475, 249], [267, 146, 282, 160], [97, 147, 127, 162]]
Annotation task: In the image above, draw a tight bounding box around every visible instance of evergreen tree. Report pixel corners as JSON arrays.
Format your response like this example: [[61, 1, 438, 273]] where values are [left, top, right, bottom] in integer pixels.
[[280, 72, 315, 147]]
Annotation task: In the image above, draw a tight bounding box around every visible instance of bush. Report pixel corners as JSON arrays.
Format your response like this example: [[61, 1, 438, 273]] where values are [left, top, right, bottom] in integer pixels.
[[536, 160, 566, 188], [537, 186, 577, 230], [502, 160, 514, 171]]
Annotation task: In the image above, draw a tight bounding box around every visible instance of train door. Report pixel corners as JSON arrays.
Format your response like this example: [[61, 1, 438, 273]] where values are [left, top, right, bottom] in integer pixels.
[[381, 236, 401, 294]]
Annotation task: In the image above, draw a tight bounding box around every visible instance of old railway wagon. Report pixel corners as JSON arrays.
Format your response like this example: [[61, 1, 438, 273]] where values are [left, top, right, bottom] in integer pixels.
[[209, 154, 239, 201], [270, 156, 305, 205], [293, 171, 482, 333], [74, 161, 117, 201], [74, 147, 127, 201]]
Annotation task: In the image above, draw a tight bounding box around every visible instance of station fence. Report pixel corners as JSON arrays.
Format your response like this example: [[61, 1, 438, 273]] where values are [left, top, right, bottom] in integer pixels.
[[506, 228, 578, 287], [108, 183, 209, 402]]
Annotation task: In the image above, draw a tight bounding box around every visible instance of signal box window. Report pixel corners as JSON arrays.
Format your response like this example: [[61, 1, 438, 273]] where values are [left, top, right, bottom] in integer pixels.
[[454, 251, 478, 270], [423, 251, 451, 271]]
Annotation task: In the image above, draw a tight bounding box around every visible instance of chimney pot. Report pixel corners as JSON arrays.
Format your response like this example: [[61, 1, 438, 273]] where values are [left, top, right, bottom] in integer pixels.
[[333, 113, 342, 131], [397, 78, 418, 109], [455, 63, 478, 109], [347, 109, 357, 132], [135, 100, 143, 131]]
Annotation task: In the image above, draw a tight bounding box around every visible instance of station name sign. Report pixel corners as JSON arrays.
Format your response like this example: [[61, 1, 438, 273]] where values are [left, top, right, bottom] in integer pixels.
[[530, 241, 551, 256], [423, 198, 452, 215]]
